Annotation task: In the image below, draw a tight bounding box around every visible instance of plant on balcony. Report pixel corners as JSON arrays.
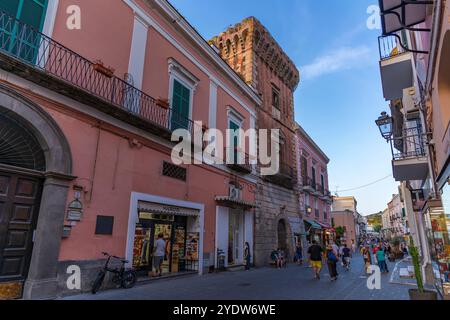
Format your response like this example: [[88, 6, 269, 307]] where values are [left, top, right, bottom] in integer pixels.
[[408, 237, 437, 300], [92, 60, 115, 78]]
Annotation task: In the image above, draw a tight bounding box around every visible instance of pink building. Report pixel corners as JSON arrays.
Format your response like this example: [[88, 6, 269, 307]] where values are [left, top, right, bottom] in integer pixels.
[[0, 0, 260, 299], [295, 123, 333, 246]]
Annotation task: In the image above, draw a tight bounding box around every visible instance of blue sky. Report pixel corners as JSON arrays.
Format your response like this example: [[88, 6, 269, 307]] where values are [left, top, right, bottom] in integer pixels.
[[170, 0, 399, 215]]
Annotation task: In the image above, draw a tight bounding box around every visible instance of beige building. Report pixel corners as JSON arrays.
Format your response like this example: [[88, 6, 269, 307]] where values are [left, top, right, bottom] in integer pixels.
[[331, 196, 359, 245]]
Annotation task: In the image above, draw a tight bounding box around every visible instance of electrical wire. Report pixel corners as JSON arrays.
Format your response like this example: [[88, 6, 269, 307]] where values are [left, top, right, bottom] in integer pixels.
[[333, 174, 392, 193]]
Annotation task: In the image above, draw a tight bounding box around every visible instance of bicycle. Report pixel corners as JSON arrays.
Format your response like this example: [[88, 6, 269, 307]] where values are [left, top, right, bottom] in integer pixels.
[[91, 252, 137, 294]]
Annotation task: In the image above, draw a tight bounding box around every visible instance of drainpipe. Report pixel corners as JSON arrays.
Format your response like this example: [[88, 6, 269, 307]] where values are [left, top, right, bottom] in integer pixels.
[[418, 0, 444, 285]]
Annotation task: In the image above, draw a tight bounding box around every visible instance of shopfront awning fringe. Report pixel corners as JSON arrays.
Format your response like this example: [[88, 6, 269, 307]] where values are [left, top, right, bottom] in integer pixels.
[[214, 196, 257, 210]]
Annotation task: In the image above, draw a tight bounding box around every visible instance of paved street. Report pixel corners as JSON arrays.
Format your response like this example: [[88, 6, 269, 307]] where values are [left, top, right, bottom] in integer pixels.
[[63, 253, 411, 300]]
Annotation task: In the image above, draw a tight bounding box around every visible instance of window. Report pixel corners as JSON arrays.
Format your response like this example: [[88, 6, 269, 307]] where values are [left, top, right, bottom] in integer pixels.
[[311, 167, 316, 188], [0, 0, 48, 63], [171, 79, 191, 131], [272, 87, 280, 110], [229, 118, 240, 164], [321, 174, 325, 193], [168, 59, 198, 132], [301, 156, 307, 179], [323, 211, 327, 220]]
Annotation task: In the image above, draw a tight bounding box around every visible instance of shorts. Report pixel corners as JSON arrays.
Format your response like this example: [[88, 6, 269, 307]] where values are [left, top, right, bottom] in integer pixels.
[[153, 256, 164, 268], [310, 260, 322, 268]]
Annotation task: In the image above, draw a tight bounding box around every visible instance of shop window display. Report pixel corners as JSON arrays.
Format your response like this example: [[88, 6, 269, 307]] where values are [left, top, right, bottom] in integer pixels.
[[132, 211, 199, 277], [426, 182, 450, 299]]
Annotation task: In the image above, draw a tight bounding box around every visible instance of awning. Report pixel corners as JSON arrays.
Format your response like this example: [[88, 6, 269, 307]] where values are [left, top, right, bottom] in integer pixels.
[[304, 219, 322, 230], [138, 201, 199, 217], [317, 221, 333, 231], [214, 196, 257, 210]]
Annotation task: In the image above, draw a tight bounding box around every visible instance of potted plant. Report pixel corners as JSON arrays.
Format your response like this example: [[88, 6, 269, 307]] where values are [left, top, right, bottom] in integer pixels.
[[408, 238, 438, 300], [92, 60, 115, 78]]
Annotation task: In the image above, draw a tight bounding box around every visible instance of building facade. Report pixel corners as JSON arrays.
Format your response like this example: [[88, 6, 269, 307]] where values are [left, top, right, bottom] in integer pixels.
[[0, 0, 264, 299], [211, 17, 301, 266], [295, 123, 333, 247], [376, 0, 450, 298], [331, 196, 359, 246]]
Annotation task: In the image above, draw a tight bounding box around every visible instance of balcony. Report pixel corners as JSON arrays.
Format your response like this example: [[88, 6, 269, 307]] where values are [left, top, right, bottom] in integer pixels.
[[378, 35, 414, 101], [313, 183, 323, 197], [302, 177, 315, 193], [389, 124, 429, 181], [224, 147, 253, 174], [263, 161, 296, 189], [378, 0, 431, 36], [0, 11, 200, 141], [320, 189, 333, 204]]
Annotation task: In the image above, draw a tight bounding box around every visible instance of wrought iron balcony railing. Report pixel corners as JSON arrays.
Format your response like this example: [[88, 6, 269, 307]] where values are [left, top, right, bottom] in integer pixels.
[[224, 147, 253, 174], [390, 125, 427, 161], [0, 11, 198, 136], [302, 177, 315, 190], [378, 35, 407, 60]]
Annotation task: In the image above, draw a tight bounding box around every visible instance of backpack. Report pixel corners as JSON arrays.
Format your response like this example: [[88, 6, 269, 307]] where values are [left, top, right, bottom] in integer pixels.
[[327, 251, 337, 261]]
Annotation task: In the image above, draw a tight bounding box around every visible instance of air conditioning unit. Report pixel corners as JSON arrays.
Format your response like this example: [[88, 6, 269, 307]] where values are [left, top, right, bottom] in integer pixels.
[[402, 87, 420, 119], [229, 184, 241, 200]]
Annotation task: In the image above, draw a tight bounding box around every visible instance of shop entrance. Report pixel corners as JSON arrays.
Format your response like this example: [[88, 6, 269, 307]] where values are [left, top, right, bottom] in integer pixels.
[[228, 210, 243, 265], [133, 212, 199, 277]]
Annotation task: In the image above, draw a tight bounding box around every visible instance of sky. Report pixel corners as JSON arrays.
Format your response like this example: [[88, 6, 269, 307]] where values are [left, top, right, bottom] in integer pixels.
[[169, 0, 399, 215]]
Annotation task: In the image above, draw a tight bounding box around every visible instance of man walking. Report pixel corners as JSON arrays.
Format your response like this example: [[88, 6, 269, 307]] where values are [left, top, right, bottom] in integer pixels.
[[307, 241, 323, 280], [153, 233, 166, 277]]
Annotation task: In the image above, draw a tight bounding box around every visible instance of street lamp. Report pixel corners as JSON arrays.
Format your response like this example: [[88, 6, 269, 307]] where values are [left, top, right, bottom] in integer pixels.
[[375, 111, 393, 141]]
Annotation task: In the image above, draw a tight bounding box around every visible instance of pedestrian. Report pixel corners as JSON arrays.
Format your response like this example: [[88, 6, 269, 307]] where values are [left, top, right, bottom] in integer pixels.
[[326, 245, 338, 281], [244, 242, 251, 270], [362, 246, 372, 274], [307, 241, 323, 280], [402, 243, 409, 256], [294, 243, 303, 265], [351, 240, 356, 254], [153, 233, 166, 277], [372, 244, 379, 265], [276, 248, 285, 268], [342, 244, 352, 270], [376, 245, 388, 273]]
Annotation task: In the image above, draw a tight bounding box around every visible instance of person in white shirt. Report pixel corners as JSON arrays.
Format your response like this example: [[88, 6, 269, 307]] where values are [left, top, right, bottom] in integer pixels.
[[153, 233, 166, 277]]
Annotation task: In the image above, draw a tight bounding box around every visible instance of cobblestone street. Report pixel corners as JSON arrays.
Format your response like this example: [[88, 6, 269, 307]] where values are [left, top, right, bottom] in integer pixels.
[[63, 254, 411, 300]]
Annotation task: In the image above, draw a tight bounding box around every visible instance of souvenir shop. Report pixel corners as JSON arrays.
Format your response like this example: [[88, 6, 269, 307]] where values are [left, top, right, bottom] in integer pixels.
[[132, 201, 200, 277]]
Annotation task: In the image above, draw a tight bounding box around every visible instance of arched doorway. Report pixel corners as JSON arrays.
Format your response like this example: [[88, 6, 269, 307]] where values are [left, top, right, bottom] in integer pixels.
[[0, 112, 46, 299], [0, 84, 73, 299]]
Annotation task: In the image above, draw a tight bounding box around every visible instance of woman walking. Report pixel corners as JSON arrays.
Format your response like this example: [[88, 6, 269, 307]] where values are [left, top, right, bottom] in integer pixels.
[[326, 245, 338, 281], [244, 242, 251, 270], [294, 243, 303, 265], [362, 246, 372, 274]]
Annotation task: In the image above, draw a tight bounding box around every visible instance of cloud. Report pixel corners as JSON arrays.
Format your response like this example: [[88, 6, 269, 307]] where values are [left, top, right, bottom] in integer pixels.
[[301, 46, 371, 81]]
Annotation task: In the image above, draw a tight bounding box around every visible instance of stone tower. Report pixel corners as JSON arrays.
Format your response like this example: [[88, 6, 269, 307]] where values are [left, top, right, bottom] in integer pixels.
[[211, 17, 305, 266]]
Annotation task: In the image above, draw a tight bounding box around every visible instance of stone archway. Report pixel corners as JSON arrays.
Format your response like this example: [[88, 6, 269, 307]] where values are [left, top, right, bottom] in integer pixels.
[[277, 219, 287, 252], [0, 84, 74, 299]]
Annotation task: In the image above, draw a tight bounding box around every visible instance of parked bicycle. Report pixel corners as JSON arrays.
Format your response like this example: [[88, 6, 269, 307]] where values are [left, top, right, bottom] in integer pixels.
[[91, 252, 137, 294]]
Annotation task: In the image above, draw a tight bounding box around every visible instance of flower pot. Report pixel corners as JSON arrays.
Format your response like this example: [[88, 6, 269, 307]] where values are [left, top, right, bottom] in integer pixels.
[[92, 60, 115, 78], [408, 288, 438, 300], [156, 98, 169, 109]]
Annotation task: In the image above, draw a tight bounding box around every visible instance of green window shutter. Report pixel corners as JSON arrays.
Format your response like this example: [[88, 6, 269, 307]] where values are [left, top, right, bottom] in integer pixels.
[[171, 79, 190, 131], [229, 120, 240, 163], [0, 0, 48, 63]]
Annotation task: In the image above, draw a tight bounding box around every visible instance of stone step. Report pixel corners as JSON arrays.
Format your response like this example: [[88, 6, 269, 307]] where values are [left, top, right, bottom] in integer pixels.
[[227, 265, 245, 272]]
